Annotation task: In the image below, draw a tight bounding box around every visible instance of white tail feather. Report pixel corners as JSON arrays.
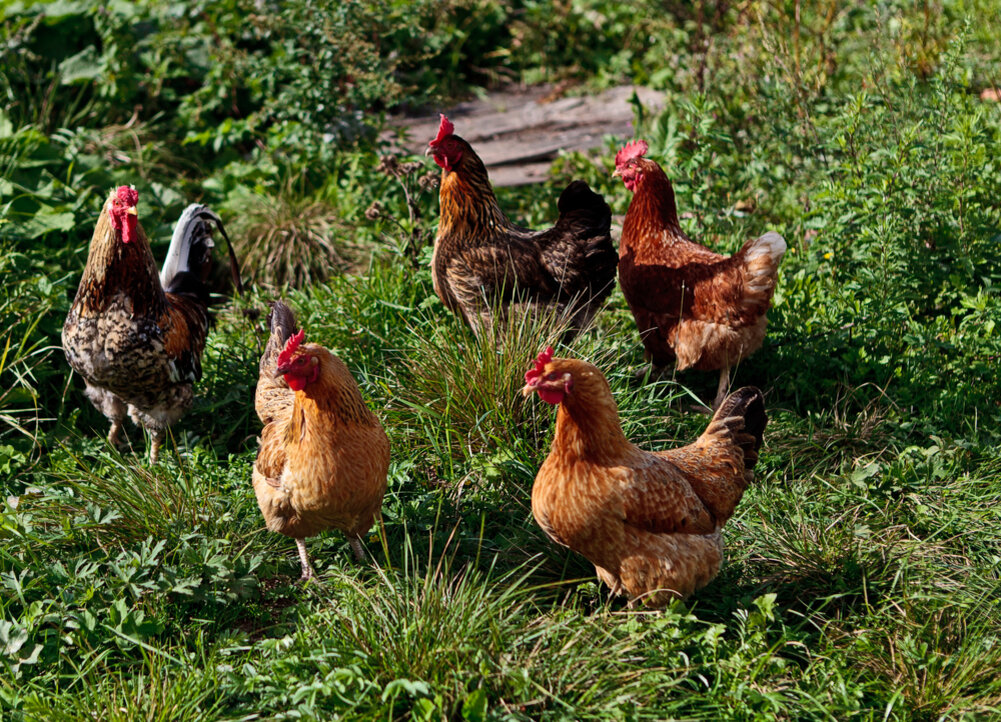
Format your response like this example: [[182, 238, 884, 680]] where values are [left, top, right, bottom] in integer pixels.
[[744, 231, 787, 263], [159, 204, 218, 288]]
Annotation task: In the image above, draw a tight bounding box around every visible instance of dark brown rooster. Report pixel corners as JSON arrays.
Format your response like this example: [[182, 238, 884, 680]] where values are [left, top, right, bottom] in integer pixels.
[[62, 186, 240, 462], [427, 115, 617, 340]]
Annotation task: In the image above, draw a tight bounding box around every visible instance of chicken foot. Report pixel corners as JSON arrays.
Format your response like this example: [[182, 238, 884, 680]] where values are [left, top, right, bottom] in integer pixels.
[[296, 538, 317, 581]]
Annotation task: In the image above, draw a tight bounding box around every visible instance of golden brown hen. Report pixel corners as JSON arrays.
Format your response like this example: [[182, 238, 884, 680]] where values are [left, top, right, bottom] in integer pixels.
[[253, 301, 390, 580], [523, 347, 766, 606], [62, 186, 239, 462], [614, 140, 786, 408]]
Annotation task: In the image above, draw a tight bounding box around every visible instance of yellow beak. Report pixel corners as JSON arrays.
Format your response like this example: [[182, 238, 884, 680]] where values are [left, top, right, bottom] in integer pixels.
[[521, 384, 535, 398], [126, 206, 138, 215], [611, 168, 622, 178]]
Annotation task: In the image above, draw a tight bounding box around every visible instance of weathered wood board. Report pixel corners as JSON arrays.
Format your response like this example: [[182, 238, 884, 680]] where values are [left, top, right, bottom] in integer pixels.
[[383, 85, 666, 186]]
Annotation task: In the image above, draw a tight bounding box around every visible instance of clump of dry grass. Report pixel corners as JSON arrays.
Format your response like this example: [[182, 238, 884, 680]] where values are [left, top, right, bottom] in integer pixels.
[[226, 179, 360, 288]]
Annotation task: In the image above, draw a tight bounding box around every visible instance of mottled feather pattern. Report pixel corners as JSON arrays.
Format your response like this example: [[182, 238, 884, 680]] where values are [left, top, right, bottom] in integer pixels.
[[530, 357, 766, 606], [618, 160, 786, 370], [432, 134, 616, 339], [62, 189, 221, 460]]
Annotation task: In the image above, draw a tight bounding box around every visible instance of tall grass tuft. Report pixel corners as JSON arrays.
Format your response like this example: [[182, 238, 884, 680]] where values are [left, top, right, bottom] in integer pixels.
[[245, 531, 689, 719], [224, 175, 359, 288], [388, 299, 604, 472]]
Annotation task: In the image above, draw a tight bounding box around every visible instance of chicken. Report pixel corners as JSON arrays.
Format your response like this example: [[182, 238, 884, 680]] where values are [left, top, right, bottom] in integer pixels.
[[252, 300, 390, 580], [523, 346, 766, 607], [62, 186, 240, 463], [614, 140, 786, 408], [427, 115, 617, 340]]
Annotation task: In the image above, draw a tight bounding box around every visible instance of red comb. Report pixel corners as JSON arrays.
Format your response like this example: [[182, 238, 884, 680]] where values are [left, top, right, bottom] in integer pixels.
[[524, 346, 554, 384], [116, 186, 139, 207], [277, 329, 305, 368], [614, 140, 649, 168], [430, 114, 454, 146]]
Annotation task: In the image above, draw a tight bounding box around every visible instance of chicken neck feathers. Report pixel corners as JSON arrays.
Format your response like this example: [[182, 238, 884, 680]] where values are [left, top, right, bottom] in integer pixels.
[[70, 209, 166, 318]]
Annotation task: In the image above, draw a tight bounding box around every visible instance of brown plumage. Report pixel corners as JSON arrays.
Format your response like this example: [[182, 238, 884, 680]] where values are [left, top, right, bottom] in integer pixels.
[[62, 187, 238, 462], [614, 141, 786, 408], [427, 115, 617, 340], [523, 348, 766, 606], [252, 301, 390, 580]]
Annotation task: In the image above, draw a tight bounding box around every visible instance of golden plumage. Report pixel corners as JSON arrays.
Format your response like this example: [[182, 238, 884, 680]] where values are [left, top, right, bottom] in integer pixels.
[[526, 355, 765, 606], [252, 301, 390, 579]]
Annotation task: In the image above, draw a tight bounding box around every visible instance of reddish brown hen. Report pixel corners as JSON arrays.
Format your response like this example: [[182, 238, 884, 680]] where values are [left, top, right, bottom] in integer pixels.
[[523, 347, 766, 607], [62, 187, 240, 462], [427, 115, 616, 340], [614, 140, 786, 408], [253, 301, 390, 580]]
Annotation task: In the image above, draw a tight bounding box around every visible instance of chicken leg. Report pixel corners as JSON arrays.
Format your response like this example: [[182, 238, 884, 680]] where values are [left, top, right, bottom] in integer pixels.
[[713, 365, 730, 411], [149, 429, 165, 465], [108, 419, 124, 448], [296, 538, 316, 580], [349, 536, 367, 562]]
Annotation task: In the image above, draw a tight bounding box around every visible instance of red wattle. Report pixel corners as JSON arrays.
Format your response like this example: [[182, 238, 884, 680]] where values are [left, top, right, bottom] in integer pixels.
[[538, 388, 564, 405], [123, 215, 137, 244]]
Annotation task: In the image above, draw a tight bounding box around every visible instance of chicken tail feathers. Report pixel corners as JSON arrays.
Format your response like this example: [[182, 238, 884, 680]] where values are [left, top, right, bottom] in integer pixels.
[[549, 181, 617, 334], [160, 204, 244, 301], [555, 180, 612, 235], [741, 231, 786, 307], [671, 386, 766, 524], [261, 300, 299, 374], [705, 386, 766, 472]]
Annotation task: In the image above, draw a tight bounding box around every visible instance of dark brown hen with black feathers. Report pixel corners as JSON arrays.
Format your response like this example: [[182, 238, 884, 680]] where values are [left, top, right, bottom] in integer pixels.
[[62, 187, 240, 462], [427, 115, 616, 340]]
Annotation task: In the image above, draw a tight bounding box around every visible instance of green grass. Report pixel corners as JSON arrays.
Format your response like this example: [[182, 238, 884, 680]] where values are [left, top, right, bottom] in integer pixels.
[[3, 1, 1001, 719]]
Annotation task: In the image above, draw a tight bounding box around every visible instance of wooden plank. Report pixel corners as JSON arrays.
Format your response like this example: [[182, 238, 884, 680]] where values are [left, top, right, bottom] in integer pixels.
[[383, 85, 665, 186]]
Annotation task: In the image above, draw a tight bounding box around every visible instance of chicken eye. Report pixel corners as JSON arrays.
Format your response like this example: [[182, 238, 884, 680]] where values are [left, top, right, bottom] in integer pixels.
[[545, 371, 560, 381]]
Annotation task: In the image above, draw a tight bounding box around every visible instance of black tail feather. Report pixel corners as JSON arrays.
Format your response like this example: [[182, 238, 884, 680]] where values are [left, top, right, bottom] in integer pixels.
[[712, 386, 767, 471], [161, 204, 243, 300]]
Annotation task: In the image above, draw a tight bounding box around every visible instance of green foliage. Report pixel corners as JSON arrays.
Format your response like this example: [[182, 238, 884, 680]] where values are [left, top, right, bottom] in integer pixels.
[[3, 1, 1001, 720]]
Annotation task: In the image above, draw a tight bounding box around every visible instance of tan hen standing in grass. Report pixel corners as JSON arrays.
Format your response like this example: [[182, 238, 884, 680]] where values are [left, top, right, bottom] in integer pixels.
[[253, 301, 390, 579], [524, 347, 766, 606]]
